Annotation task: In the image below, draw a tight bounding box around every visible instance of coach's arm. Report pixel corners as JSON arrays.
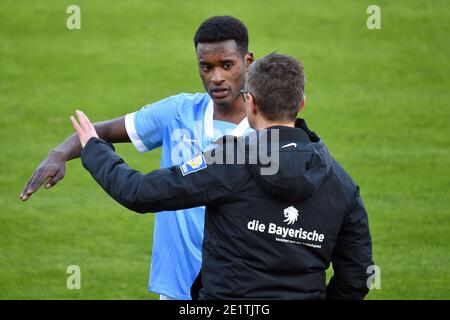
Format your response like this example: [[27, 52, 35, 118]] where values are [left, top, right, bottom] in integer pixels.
[[80, 137, 237, 213], [326, 190, 374, 300], [68, 110, 239, 213]]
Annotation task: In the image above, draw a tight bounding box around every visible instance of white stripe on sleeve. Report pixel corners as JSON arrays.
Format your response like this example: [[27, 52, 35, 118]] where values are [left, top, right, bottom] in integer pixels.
[[125, 112, 149, 153]]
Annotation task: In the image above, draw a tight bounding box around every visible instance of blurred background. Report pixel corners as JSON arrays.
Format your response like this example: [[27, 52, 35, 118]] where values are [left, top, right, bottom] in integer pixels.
[[0, 0, 448, 299]]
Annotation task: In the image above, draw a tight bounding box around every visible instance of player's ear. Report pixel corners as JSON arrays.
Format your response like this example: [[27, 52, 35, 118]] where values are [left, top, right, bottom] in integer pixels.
[[245, 52, 254, 68]]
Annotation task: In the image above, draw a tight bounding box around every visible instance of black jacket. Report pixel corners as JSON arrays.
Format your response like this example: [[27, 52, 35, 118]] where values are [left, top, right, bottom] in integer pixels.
[[81, 119, 373, 300]]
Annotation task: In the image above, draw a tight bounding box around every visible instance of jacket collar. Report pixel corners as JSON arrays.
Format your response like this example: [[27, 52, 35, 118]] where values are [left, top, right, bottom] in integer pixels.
[[265, 118, 320, 144]]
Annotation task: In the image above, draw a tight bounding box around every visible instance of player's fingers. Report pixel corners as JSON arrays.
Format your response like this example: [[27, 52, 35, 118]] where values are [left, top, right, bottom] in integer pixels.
[[24, 167, 49, 197], [44, 178, 57, 189], [27, 167, 51, 192], [21, 168, 38, 196], [20, 169, 40, 200], [44, 171, 64, 189], [23, 167, 48, 198]]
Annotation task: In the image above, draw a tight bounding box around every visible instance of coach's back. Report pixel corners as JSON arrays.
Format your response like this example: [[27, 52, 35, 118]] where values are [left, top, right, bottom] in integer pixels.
[[199, 119, 373, 300]]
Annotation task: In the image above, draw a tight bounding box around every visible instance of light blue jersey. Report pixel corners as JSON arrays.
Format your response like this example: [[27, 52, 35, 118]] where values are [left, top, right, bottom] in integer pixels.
[[125, 93, 251, 299]]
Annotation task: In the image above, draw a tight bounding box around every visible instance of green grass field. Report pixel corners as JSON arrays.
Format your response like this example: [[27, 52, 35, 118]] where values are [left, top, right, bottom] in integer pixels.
[[1, 0, 449, 299]]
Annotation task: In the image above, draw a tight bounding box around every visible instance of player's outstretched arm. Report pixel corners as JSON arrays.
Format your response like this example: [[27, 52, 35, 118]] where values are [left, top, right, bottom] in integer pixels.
[[72, 110, 242, 213], [19, 113, 130, 201]]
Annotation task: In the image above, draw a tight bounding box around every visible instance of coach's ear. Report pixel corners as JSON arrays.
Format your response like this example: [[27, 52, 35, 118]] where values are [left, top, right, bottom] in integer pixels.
[[299, 94, 306, 112], [248, 93, 258, 116]]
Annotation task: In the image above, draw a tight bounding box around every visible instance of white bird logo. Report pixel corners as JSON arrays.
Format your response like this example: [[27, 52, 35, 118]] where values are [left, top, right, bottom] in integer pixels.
[[283, 206, 299, 225]]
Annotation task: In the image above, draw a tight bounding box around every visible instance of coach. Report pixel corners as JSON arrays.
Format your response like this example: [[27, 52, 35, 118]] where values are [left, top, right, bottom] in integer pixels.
[[73, 53, 374, 299]]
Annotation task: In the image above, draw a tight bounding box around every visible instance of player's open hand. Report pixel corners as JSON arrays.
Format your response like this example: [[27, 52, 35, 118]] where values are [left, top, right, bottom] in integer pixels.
[[19, 152, 66, 201], [70, 110, 99, 148]]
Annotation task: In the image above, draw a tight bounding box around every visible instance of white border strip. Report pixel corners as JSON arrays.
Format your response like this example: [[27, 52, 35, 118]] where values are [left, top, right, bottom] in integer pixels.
[[231, 117, 250, 137], [203, 99, 214, 139], [124, 112, 149, 153]]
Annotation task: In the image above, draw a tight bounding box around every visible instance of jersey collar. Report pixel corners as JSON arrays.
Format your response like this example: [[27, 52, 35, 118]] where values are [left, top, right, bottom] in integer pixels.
[[204, 98, 250, 139]]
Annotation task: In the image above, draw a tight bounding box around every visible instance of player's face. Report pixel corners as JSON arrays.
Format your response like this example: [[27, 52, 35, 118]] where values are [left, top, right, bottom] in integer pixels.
[[196, 40, 248, 107]]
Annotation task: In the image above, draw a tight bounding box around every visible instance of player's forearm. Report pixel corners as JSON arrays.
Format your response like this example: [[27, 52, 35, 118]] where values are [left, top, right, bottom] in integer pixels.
[[52, 116, 130, 161], [50, 132, 83, 161]]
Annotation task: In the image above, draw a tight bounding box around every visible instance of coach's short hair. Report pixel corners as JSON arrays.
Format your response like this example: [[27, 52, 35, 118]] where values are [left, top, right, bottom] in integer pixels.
[[194, 16, 249, 57], [246, 53, 306, 122]]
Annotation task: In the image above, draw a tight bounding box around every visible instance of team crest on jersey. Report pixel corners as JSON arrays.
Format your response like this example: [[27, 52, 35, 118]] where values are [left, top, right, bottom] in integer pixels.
[[180, 154, 207, 176]]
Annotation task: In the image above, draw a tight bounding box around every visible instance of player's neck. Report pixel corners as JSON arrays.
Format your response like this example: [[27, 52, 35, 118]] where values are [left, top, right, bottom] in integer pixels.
[[213, 100, 246, 124]]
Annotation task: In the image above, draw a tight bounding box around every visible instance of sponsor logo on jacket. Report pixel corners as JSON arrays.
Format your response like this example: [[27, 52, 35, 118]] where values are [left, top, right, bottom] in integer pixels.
[[247, 206, 325, 249]]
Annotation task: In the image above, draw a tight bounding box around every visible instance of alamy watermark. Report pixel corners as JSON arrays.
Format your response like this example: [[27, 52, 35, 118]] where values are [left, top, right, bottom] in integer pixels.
[[367, 5, 381, 30], [170, 124, 281, 176], [66, 5, 81, 30], [66, 265, 81, 289], [367, 265, 381, 289]]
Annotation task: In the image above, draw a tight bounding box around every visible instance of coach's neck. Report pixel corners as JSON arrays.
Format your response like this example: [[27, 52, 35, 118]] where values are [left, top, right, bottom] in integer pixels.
[[252, 117, 295, 130]]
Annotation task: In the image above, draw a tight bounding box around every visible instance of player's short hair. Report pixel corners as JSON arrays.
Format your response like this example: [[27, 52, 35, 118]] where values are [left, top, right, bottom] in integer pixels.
[[194, 16, 249, 57], [246, 53, 306, 122]]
